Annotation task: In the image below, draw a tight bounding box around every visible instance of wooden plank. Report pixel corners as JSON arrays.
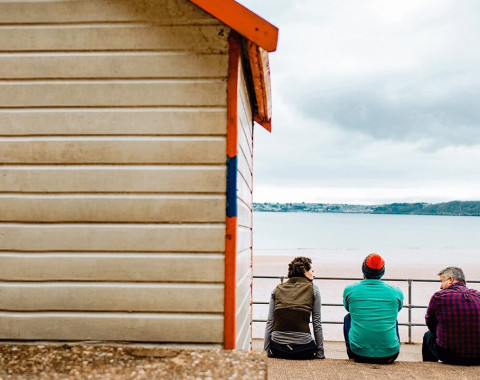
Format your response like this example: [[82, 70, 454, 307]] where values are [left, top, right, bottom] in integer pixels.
[[0, 166, 226, 193], [237, 146, 253, 186], [236, 316, 251, 350], [0, 108, 227, 136], [235, 270, 251, 346], [236, 247, 251, 282], [0, 137, 226, 164], [0, 0, 213, 24], [0, 312, 223, 342], [236, 226, 252, 254], [0, 283, 224, 312], [0, 224, 225, 252], [0, 252, 225, 282], [0, 80, 227, 107], [0, 195, 225, 223], [0, 25, 229, 52], [238, 65, 253, 138], [237, 200, 252, 228], [236, 269, 251, 312], [0, 53, 228, 79], [237, 171, 253, 206], [238, 117, 253, 169]]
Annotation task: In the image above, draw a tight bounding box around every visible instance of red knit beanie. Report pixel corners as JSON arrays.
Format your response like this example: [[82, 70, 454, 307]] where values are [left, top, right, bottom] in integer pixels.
[[362, 253, 385, 279]]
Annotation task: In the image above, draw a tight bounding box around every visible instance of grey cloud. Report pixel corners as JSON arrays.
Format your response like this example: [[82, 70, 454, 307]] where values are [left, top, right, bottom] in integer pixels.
[[297, 86, 480, 148]]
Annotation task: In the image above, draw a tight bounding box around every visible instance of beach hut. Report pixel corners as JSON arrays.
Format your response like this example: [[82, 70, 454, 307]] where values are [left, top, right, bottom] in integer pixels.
[[0, 0, 277, 349]]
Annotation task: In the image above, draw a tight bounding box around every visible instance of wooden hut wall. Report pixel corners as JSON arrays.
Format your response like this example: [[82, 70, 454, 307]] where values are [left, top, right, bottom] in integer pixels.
[[0, 0, 230, 344], [235, 62, 254, 349]]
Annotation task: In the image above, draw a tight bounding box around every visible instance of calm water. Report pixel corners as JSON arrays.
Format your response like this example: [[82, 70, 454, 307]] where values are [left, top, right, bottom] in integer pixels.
[[253, 212, 480, 252]]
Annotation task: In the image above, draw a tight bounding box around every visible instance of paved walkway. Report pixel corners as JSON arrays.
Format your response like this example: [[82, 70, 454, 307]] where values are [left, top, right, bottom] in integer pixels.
[[254, 340, 480, 380]]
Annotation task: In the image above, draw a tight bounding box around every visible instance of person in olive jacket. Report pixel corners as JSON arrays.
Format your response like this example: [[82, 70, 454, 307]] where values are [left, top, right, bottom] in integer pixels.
[[264, 256, 324, 359]]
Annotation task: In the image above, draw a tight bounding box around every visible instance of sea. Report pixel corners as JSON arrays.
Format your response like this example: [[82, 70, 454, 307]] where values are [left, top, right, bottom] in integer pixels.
[[252, 212, 480, 342]]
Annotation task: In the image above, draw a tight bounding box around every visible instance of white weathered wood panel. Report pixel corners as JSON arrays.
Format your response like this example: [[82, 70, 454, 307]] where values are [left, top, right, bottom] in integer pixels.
[[0, 166, 226, 193], [236, 227, 252, 261], [0, 109, 227, 136], [0, 312, 223, 342], [237, 172, 253, 207], [237, 200, 253, 228], [0, 224, 225, 252], [0, 195, 225, 223], [0, 283, 224, 312], [0, 53, 228, 79], [236, 317, 251, 350], [238, 125, 253, 173], [238, 73, 253, 140], [0, 0, 213, 24], [0, 137, 225, 164], [237, 147, 253, 186], [236, 248, 251, 283], [237, 249, 252, 281], [0, 80, 226, 107], [0, 252, 224, 282], [235, 269, 251, 349], [0, 25, 229, 52]]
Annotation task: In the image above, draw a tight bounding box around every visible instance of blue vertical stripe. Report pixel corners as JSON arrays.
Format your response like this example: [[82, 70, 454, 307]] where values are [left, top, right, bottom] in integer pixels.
[[226, 156, 238, 217]]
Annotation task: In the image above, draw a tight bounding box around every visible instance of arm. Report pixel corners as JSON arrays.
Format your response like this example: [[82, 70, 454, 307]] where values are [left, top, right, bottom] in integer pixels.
[[397, 287, 404, 311], [425, 294, 438, 333], [343, 286, 350, 312], [263, 291, 275, 352], [312, 285, 325, 359]]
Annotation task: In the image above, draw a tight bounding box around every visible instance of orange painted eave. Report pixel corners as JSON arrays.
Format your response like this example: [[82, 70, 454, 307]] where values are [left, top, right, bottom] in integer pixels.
[[188, 0, 278, 52]]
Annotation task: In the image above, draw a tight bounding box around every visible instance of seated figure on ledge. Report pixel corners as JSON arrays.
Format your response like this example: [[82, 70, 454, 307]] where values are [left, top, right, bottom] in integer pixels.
[[343, 253, 404, 364], [264, 256, 325, 360], [423, 266, 480, 365]]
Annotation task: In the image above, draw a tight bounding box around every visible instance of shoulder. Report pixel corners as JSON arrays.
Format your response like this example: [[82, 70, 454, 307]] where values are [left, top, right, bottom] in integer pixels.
[[343, 281, 361, 295], [313, 283, 321, 295], [384, 282, 404, 296]]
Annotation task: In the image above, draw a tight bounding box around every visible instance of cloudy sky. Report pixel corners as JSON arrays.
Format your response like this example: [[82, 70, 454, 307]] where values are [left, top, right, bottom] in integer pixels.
[[237, 0, 480, 204]]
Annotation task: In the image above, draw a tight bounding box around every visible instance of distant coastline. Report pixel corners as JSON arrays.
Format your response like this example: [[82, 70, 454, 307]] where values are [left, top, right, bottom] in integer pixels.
[[253, 201, 480, 217]]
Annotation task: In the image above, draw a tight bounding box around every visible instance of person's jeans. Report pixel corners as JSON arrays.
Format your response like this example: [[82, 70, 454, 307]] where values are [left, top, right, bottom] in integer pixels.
[[422, 330, 480, 365], [343, 313, 399, 364], [268, 340, 317, 360]]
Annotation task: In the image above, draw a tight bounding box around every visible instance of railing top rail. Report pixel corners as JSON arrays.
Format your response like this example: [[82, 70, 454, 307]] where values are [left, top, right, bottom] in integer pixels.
[[253, 275, 480, 284]]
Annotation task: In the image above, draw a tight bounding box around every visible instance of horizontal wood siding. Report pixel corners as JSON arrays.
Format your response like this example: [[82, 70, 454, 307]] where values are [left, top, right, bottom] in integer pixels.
[[0, 312, 223, 343], [0, 253, 224, 282], [0, 283, 224, 312], [0, 166, 226, 193], [0, 109, 226, 136], [235, 62, 254, 349], [0, 0, 229, 344]]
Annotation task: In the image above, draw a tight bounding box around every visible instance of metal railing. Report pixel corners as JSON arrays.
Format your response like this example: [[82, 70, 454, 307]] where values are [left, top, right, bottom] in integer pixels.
[[252, 276, 480, 344]]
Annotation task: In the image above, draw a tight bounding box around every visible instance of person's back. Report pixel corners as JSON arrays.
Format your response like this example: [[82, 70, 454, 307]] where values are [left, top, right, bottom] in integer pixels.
[[344, 279, 403, 358], [423, 267, 480, 365], [343, 253, 403, 364]]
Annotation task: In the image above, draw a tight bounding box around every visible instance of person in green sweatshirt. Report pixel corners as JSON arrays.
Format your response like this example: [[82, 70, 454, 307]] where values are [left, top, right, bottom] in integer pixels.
[[343, 253, 404, 364]]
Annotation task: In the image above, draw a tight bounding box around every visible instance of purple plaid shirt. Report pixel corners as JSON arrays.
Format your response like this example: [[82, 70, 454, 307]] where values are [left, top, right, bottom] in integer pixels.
[[425, 282, 480, 359]]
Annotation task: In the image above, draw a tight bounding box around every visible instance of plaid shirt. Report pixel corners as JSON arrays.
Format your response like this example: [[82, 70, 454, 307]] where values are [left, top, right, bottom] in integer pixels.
[[425, 282, 480, 359]]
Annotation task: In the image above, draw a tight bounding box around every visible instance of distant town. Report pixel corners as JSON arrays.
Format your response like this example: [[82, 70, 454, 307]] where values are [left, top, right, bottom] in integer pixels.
[[253, 201, 480, 217]]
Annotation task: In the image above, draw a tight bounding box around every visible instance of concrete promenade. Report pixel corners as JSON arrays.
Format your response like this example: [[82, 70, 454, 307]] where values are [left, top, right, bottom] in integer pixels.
[[254, 340, 480, 379]]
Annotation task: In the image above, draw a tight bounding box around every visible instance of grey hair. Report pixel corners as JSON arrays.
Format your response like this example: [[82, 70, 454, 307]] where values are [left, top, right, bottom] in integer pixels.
[[438, 267, 465, 282]]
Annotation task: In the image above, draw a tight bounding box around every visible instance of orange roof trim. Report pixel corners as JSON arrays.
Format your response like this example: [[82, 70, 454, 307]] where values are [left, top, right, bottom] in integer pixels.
[[188, 0, 278, 52]]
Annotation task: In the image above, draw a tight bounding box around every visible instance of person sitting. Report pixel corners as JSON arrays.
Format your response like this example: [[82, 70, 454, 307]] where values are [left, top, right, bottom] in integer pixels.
[[422, 266, 480, 365], [343, 253, 403, 364], [264, 256, 324, 359]]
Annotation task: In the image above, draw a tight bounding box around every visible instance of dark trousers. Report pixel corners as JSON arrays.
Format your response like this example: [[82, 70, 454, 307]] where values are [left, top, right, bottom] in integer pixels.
[[343, 314, 399, 364], [269, 340, 317, 360], [422, 331, 480, 366]]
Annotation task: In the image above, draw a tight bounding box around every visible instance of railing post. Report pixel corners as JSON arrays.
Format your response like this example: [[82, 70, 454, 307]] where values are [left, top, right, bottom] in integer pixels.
[[408, 279, 412, 344]]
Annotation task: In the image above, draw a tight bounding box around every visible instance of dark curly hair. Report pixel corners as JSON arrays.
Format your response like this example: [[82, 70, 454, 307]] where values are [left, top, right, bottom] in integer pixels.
[[288, 256, 312, 278]]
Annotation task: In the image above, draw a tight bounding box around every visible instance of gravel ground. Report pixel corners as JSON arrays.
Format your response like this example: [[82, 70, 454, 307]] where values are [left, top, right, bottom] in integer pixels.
[[0, 344, 267, 380]]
